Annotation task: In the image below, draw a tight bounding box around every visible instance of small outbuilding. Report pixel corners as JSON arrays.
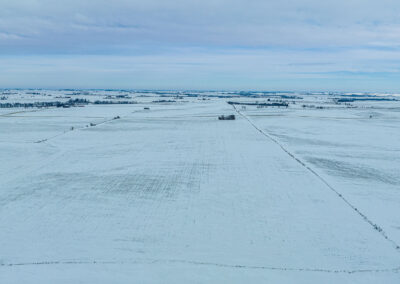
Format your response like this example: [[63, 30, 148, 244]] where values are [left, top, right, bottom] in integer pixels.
[[218, 114, 235, 120]]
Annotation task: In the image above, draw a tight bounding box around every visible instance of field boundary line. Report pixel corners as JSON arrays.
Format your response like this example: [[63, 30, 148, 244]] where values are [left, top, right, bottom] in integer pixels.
[[232, 104, 400, 252], [1, 258, 399, 274]]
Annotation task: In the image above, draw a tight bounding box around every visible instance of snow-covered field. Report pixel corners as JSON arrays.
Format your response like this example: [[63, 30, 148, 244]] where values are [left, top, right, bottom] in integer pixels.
[[0, 90, 399, 283]]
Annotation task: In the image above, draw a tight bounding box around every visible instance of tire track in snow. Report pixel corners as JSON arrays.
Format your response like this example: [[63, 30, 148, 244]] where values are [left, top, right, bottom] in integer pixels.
[[34, 117, 117, 144], [1, 258, 399, 274], [34, 109, 141, 144], [232, 104, 400, 252], [0, 108, 45, 117]]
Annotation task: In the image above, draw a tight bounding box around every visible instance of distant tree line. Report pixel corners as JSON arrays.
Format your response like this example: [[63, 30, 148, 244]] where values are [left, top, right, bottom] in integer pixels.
[[335, 98, 395, 103], [227, 101, 289, 107], [0, 98, 138, 108], [93, 100, 137, 105], [152, 100, 176, 103], [0, 98, 89, 108]]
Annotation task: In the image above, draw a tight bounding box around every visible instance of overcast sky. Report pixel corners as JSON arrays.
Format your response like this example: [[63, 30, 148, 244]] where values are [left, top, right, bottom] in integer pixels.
[[1, 0, 400, 91]]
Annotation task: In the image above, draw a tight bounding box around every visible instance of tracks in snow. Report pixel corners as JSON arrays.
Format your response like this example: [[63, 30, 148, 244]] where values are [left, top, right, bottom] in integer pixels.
[[34, 110, 141, 144], [232, 104, 400, 252], [1, 258, 399, 274], [0, 108, 45, 117], [34, 117, 118, 144]]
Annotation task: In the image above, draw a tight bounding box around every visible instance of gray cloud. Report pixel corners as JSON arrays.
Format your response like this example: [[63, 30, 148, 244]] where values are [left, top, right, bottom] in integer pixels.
[[1, 0, 400, 90], [2, 0, 400, 53]]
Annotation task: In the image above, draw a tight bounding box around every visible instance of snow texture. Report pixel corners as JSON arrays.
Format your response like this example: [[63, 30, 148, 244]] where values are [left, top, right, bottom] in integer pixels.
[[0, 90, 399, 283]]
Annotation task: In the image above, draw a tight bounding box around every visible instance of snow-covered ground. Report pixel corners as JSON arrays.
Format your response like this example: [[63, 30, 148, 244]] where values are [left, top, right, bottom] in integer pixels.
[[0, 91, 399, 283]]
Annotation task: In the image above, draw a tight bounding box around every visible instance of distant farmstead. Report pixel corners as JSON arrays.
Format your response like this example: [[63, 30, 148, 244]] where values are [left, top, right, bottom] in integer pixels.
[[218, 114, 236, 120]]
